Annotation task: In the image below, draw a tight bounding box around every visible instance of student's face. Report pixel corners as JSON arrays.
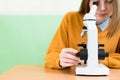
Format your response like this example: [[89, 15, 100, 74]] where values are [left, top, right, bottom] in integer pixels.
[[89, 0, 113, 24]]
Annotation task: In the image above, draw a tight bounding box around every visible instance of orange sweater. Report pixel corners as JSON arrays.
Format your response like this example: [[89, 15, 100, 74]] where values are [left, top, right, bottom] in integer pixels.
[[45, 12, 120, 69]]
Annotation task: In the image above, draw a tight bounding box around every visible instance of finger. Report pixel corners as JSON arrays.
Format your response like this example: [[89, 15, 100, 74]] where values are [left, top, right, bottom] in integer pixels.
[[79, 60, 85, 64], [60, 62, 76, 67], [61, 57, 80, 63], [61, 48, 78, 55], [62, 53, 80, 61]]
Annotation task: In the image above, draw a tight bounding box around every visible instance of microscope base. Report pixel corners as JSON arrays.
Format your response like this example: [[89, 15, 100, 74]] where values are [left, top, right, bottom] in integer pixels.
[[75, 64, 109, 75]]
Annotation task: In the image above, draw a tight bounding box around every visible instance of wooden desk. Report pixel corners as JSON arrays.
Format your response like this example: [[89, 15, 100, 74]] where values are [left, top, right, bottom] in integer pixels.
[[0, 65, 119, 80]]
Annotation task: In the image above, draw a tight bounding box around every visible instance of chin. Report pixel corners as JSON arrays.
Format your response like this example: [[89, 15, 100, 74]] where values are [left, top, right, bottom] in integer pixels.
[[96, 17, 108, 24]]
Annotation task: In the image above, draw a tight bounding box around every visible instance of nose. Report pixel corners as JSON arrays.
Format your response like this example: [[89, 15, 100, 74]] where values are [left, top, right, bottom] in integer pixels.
[[98, 2, 106, 11]]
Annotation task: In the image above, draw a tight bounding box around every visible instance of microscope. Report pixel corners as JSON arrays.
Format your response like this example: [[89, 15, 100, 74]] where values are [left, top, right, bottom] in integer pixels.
[[75, 2, 109, 75]]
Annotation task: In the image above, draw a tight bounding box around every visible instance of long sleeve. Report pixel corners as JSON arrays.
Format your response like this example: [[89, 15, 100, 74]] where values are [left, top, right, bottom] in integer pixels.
[[44, 12, 84, 69], [100, 38, 120, 68], [45, 13, 70, 69]]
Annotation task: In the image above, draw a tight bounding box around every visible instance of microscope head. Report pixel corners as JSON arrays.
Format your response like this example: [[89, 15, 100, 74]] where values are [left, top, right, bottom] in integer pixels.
[[81, 1, 98, 37]]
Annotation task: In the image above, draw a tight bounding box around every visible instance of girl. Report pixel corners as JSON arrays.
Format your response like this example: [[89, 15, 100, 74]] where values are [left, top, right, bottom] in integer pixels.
[[45, 0, 120, 69]]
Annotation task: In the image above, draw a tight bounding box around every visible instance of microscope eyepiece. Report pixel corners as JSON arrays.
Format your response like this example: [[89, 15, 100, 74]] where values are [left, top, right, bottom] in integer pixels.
[[93, 2, 98, 6]]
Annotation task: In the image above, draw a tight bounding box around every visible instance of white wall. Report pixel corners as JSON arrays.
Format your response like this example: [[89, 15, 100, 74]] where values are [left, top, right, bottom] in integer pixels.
[[0, 0, 82, 15]]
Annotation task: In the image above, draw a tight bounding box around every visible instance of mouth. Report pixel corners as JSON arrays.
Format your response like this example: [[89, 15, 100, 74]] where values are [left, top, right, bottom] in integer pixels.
[[96, 13, 107, 17]]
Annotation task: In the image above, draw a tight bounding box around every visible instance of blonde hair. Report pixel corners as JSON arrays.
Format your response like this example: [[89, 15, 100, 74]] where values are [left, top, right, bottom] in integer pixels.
[[79, 0, 120, 38]]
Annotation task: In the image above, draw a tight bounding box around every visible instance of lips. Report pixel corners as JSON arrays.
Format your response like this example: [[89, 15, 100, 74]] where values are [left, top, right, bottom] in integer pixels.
[[96, 13, 107, 17]]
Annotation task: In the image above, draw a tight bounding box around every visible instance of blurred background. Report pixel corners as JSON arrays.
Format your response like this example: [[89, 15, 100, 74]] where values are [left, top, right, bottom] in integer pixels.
[[0, 0, 81, 74]]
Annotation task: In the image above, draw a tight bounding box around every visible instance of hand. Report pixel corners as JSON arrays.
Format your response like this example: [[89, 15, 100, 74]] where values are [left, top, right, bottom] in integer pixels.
[[59, 48, 81, 68]]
